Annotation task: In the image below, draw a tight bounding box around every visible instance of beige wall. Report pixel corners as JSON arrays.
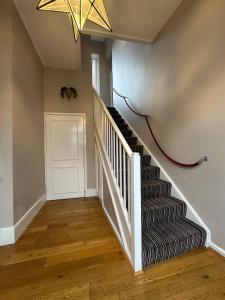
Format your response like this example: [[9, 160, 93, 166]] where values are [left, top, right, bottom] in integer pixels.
[[12, 5, 45, 223], [91, 41, 112, 106], [0, 1, 14, 227], [112, 0, 225, 248], [0, 0, 45, 226], [44, 35, 95, 189]]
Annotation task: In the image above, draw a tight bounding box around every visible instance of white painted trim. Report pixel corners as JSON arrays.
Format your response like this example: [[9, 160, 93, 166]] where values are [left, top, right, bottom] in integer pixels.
[[95, 135, 132, 260], [83, 28, 154, 45], [130, 153, 142, 272], [95, 150, 122, 246], [0, 227, 15, 246], [44, 113, 86, 116], [209, 242, 225, 257], [95, 144, 104, 201], [85, 188, 97, 197], [96, 189, 128, 263], [115, 107, 211, 246], [102, 202, 123, 245], [0, 194, 46, 246], [14, 194, 46, 241]]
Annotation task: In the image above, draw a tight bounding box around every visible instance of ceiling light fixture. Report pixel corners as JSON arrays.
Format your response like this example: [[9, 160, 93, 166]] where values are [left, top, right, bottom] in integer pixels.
[[37, 0, 112, 42]]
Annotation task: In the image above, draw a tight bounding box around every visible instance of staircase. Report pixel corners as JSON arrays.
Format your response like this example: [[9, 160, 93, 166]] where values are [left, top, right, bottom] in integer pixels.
[[107, 106, 207, 269]]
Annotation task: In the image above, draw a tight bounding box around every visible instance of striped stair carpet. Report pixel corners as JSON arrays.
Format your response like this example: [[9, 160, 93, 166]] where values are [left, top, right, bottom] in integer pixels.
[[107, 106, 206, 269]]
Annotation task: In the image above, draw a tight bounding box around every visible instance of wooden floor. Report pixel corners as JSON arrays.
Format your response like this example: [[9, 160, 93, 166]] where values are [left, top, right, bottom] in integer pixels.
[[0, 198, 225, 299]]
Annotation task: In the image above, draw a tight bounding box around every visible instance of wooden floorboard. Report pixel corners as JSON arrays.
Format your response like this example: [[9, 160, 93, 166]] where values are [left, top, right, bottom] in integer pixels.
[[0, 197, 224, 299]]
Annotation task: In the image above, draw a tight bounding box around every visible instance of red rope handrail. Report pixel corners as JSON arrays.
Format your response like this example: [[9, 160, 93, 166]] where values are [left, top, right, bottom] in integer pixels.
[[112, 88, 207, 168]]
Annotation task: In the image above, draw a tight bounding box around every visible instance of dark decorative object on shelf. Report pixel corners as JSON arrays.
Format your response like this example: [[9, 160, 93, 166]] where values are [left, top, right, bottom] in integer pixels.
[[61, 87, 78, 100]]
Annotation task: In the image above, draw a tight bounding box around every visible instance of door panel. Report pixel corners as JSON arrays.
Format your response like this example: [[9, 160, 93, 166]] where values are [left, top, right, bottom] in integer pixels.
[[45, 115, 85, 200], [52, 167, 79, 194], [51, 120, 79, 161]]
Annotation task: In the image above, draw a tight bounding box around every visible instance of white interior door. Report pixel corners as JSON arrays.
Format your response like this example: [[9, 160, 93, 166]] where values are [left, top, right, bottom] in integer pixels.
[[45, 114, 85, 200]]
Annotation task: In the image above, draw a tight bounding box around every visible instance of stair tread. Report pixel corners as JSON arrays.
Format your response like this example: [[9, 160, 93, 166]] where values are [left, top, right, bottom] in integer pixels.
[[141, 178, 170, 187], [141, 179, 171, 200], [142, 218, 206, 266], [142, 166, 159, 170], [142, 196, 185, 210]]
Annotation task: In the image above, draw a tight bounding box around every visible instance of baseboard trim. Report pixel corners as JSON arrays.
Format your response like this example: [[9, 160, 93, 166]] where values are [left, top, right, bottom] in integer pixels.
[[85, 188, 97, 197], [0, 227, 15, 246], [0, 194, 46, 246], [14, 194, 46, 241], [209, 242, 225, 258]]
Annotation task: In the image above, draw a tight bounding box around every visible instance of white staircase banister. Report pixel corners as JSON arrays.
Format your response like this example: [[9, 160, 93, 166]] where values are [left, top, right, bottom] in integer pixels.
[[93, 90, 133, 156], [94, 89, 142, 273]]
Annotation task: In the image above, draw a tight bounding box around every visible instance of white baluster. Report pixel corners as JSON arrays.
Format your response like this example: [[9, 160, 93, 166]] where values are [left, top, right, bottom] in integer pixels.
[[127, 158, 131, 221], [116, 136, 119, 182], [131, 153, 142, 272], [123, 147, 127, 210], [119, 141, 122, 192]]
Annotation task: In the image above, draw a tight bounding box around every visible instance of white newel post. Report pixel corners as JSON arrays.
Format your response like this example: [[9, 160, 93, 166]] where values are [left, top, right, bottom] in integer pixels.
[[131, 152, 142, 272]]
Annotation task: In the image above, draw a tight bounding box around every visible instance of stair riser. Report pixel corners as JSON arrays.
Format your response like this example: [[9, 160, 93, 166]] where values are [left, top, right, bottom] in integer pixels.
[[142, 233, 206, 267], [114, 119, 126, 125], [141, 155, 151, 167], [141, 181, 171, 200], [142, 201, 186, 228], [141, 167, 160, 180], [121, 130, 133, 138], [131, 145, 144, 155], [118, 124, 129, 131], [125, 137, 138, 146]]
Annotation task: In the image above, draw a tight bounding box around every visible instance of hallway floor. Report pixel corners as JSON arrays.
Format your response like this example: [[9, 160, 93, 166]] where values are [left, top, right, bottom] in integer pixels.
[[0, 198, 224, 299]]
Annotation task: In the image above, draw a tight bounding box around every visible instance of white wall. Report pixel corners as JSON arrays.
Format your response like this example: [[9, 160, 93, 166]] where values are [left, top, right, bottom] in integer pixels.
[[112, 0, 225, 249]]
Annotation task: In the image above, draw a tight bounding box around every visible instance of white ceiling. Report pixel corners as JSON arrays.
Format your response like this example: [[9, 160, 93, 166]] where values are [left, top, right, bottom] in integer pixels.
[[84, 0, 183, 43], [14, 0, 183, 70], [14, 0, 82, 70]]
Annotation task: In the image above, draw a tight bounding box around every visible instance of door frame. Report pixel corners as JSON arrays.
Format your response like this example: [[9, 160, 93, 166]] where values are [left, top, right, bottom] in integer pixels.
[[44, 113, 87, 200]]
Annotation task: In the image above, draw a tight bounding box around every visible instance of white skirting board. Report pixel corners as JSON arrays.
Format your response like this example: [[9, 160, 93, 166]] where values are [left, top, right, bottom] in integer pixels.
[[0, 194, 46, 246], [209, 242, 225, 257], [85, 188, 97, 197], [0, 227, 15, 246]]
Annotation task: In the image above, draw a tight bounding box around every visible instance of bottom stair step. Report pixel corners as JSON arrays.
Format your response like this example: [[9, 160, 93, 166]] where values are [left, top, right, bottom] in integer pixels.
[[142, 218, 206, 268]]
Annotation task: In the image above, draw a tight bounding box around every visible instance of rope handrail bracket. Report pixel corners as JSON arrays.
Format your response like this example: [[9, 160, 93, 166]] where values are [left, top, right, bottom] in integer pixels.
[[112, 88, 207, 168]]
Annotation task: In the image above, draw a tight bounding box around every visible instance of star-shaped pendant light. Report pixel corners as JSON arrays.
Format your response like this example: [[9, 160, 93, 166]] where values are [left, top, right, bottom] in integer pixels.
[[37, 0, 112, 42]]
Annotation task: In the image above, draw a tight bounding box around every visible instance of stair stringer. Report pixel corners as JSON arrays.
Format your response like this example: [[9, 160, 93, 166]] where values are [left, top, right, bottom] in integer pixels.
[[115, 107, 211, 246], [95, 131, 133, 262]]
